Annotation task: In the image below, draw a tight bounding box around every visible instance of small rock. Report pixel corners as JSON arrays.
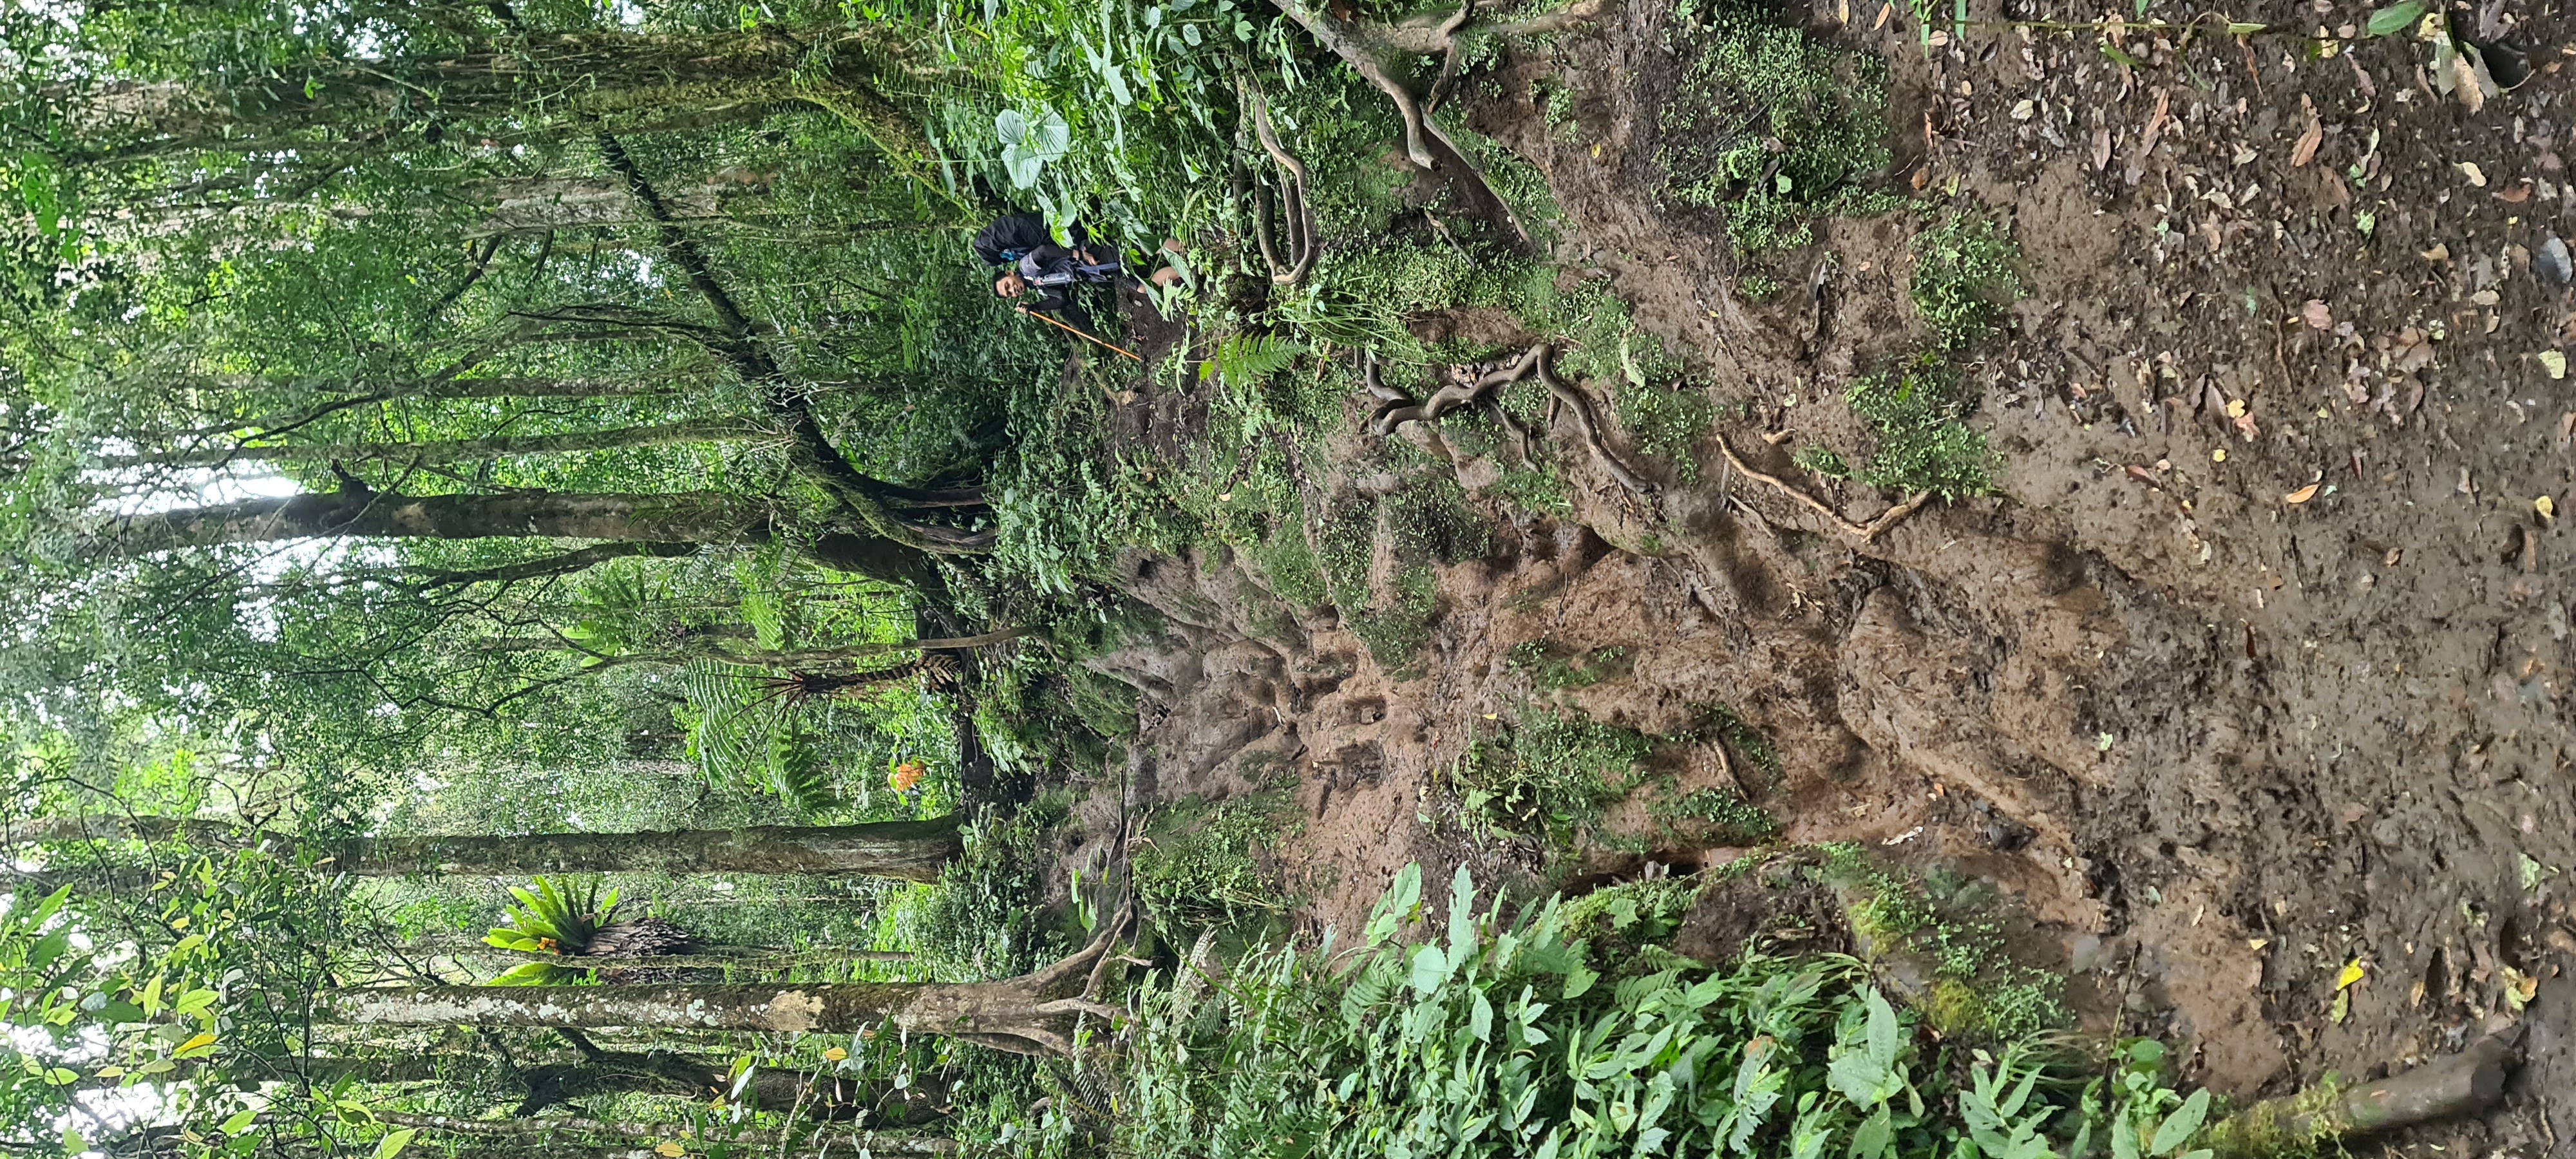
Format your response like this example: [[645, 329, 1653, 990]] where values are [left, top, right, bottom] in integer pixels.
[[2539, 235, 2574, 285]]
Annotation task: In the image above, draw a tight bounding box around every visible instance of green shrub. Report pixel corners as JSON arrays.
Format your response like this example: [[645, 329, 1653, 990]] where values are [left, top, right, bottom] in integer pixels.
[[1793, 444, 1852, 478], [1910, 211, 2024, 348], [1846, 352, 1994, 500], [1649, 785, 1779, 843], [1063, 863, 2215, 1159], [1456, 707, 1654, 843], [1504, 640, 1633, 690], [1133, 789, 1296, 932]]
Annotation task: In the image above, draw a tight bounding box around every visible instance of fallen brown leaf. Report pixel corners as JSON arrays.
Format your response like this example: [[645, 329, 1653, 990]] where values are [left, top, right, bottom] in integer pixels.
[[2290, 96, 2324, 167], [2092, 124, 2114, 171], [2139, 88, 2172, 162], [2302, 299, 2334, 329], [2498, 181, 2533, 203], [2284, 483, 2321, 503], [2234, 410, 2262, 438]]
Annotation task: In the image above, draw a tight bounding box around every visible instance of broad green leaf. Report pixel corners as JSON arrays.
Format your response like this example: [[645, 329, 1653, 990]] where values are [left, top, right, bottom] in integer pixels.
[[1851, 1106, 1894, 1159], [1470, 992, 1493, 1043], [1446, 864, 1479, 966], [1408, 943, 1450, 997], [2365, 0, 2425, 35], [220, 1110, 258, 1135], [1366, 864, 1424, 947], [1863, 988, 1900, 1069], [2150, 1089, 2210, 1156], [1562, 961, 1598, 1001], [374, 1126, 418, 1159]]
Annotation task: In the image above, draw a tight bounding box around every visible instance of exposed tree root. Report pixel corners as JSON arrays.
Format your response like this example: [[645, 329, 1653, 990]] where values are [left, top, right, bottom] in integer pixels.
[[1714, 433, 1931, 543], [1368, 343, 1650, 496], [2204, 1025, 2523, 1158], [1270, 0, 1528, 247], [1529, 346, 1651, 496], [1423, 0, 1476, 113], [1244, 83, 1316, 287]]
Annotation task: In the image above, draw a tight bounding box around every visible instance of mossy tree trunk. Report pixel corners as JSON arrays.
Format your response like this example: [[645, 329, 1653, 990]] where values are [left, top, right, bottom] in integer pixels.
[[12, 815, 965, 883], [330, 923, 1127, 1056]]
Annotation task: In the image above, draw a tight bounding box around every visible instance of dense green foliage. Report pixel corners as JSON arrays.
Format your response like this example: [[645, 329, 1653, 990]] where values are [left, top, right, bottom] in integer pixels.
[[1081, 865, 2209, 1159], [1662, 0, 1899, 252]]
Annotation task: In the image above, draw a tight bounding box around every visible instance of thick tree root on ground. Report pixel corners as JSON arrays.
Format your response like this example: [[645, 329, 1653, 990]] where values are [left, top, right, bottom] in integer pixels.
[[1368, 344, 1651, 496], [1714, 433, 1929, 543], [1269, 0, 1528, 246], [1244, 84, 1316, 286], [2202, 1026, 2524, 1158]]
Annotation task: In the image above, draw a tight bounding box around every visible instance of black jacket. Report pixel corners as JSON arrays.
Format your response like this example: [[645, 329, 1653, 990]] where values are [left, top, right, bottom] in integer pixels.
[[972, 214, 1088, 267]]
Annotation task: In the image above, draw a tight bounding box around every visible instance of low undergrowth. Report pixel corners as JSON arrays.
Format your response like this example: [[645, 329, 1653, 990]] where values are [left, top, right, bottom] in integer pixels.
[[1662, 0, 1900, 254], [1846, 352, 1998, 501], [1064, 863, 2217, 1159], [1132, 784, 1300, 934]]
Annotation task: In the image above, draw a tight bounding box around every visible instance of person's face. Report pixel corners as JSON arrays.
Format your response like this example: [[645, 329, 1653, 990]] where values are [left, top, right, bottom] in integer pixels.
[[994, 272, 1027, 297]]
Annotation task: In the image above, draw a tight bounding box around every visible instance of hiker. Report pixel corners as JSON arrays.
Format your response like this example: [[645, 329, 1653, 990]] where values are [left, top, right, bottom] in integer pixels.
[[978, 213, 1185, 337], [971, 212, 1085, 270]]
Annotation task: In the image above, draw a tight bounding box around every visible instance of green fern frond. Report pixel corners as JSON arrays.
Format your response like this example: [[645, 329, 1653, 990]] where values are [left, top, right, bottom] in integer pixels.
[[677, 661, 785, 788], [1201, 333, 1306, 384], [766, 724, 839, 815]]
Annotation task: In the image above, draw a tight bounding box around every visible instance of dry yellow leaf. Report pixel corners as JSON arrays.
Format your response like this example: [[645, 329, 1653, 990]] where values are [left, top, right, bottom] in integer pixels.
[[2542, 350, 2568, 379], [2407, 976, 2427, 1008], [175, 1032, 217, 1055], [2538, 496, 2558, 520], [656, 1144, 687, 1158], [2212, 448, 2228, 463], [823, 1047, 848, 1062], [2226, 398, 2248, 418], [2284, 484, 2321, 504], [2335, 958, 2366, 990], [2458, 161, 2489, 187]]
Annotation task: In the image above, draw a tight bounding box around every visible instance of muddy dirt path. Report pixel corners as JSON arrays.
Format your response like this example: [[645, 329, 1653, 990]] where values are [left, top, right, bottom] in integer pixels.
[[1070, 0, 2576, 1149]]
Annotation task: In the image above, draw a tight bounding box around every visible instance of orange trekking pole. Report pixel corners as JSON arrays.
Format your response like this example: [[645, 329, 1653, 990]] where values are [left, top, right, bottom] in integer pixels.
[[1016, 306, 1143, 362]]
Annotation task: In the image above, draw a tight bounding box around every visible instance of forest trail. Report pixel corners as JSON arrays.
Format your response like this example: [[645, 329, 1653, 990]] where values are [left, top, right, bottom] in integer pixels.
[[1072, 0, 2576, 1149]]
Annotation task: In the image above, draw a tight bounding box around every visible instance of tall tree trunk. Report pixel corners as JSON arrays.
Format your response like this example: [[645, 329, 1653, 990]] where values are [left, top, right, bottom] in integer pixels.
[[81, 482, 937, 589], [78, 29, 930, 166], [340, 818, 965, 880], [10, 816, 964, 882], [330, 927, 1126, 1056], [99, 419, 763, 469], [89, 487, 773, 557], [495, 1048, 948, 1120]]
